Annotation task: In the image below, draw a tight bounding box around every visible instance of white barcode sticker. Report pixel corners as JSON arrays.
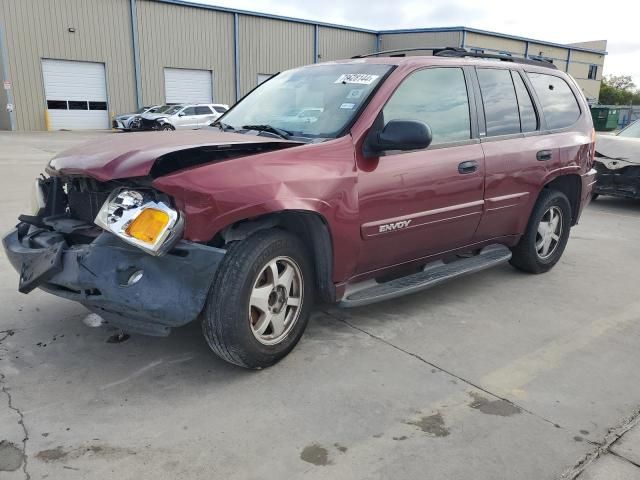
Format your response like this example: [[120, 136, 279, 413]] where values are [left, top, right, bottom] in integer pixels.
[[335, 74, 379, 85]]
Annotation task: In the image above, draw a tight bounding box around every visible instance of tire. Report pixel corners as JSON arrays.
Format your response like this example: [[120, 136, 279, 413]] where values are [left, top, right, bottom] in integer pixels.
[[160, 124, 174, 131], [509, 189, 572, 274], [201, 229, 314, 368], [591, 193, 599, 201]]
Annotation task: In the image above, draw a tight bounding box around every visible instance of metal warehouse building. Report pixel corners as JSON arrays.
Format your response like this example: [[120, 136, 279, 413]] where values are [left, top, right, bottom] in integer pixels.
[[0, 0, 607, 131]]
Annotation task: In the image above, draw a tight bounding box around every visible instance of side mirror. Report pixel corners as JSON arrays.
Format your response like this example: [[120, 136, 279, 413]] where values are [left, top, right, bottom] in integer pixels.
[[178, 112, 186, 117], [369, 120, 433, 153]]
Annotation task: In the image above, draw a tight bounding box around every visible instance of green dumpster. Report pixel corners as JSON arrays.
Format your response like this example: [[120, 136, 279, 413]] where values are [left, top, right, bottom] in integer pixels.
[[591, 107, 620, 131]]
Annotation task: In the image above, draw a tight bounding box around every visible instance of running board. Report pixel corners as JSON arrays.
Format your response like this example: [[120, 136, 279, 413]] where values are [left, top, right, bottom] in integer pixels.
[[338, 244, 512, 308]]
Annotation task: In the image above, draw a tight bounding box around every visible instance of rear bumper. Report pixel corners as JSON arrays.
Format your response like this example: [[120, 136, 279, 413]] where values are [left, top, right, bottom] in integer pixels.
[[3, 228, 225, 336]]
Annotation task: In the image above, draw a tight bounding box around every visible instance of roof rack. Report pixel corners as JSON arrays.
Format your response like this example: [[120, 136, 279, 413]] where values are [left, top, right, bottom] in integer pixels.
[[352, 46, 558, 69]]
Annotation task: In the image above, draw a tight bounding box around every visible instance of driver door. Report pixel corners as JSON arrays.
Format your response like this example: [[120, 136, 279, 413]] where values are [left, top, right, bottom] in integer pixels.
[[175, 106, 199, 129], [355, 67, 485, 274]]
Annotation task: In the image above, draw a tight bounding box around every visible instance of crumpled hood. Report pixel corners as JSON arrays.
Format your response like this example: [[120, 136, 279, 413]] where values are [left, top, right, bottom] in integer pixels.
[[47, 130, 299, 181], [595, 134, 640, 169]]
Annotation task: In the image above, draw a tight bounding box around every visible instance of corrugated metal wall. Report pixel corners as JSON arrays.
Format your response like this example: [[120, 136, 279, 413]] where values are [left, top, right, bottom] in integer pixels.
[[0, 0, 136, 131], [0, 0, 608, 130], [379, 31, 462, 53], [238, 15, 314, 97], [318, 27, 376, 61], [0, 43, 8, 130], [136, 0, 235, 106], [465, 33, 526, 55]]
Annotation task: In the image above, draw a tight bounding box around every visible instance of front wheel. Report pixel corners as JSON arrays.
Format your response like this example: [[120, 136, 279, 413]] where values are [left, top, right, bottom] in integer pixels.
[[510, 189, 572, 274], [160, 124, 174, 131], [201, 229, 314, 368]]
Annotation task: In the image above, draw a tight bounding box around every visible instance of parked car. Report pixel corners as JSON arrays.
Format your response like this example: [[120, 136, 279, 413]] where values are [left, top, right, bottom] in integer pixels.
[[3, 50, 596, 369], [112, 105, 161, 131], [152, 104, 229, 131], [278, 107, 324, 124], [594, 120, 640, 199], [135, 104, 183, 130]]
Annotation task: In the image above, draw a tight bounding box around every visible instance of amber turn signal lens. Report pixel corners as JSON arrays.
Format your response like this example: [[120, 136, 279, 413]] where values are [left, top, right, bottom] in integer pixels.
[[125, 208, 170, 244]]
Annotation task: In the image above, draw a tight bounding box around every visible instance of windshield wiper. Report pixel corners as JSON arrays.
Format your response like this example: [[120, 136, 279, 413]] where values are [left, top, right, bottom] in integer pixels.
[[241, 124, 292, 139], [212, 121, 235, 132]]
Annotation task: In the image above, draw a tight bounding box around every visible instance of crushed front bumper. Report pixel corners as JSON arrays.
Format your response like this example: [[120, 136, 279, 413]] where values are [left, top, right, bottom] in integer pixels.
[[3, 227, 225, 336], [594, 162, 640, 199]]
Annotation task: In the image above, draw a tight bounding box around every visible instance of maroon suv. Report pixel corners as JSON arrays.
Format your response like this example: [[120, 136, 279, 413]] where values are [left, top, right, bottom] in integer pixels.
[[3, 50, 597, 368]]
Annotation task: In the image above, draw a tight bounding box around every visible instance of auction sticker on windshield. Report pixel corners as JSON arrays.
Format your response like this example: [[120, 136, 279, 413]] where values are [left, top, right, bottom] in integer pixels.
[[335, 74, 380, 85]]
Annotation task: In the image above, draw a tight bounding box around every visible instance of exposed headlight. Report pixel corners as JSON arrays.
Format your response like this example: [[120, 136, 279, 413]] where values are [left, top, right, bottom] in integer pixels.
[[95, 189, 183, 256]]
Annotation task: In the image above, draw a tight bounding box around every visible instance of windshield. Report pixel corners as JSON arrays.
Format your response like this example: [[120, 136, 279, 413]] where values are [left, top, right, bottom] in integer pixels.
[[618, 120, 640, 138], [164, 105, 183, 115], [220, 63, 393, 138]]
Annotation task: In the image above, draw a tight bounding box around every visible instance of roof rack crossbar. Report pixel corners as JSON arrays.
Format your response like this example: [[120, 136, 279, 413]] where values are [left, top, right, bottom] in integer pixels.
[[352, 46, 558, 70]]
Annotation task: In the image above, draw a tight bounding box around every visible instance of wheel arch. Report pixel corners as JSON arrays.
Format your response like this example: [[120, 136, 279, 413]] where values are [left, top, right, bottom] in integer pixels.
[[542, 173, 582, 226], [215, 210, 336, 303]]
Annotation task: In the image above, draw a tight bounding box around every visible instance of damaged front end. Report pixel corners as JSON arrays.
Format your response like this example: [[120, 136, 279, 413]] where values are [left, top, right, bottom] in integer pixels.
[[2, 176, 225, 336], [594, 155, 640, 200]]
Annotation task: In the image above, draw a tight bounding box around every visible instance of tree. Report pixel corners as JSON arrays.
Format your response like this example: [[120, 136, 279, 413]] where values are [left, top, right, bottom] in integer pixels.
[[599, 75, 640, 105]]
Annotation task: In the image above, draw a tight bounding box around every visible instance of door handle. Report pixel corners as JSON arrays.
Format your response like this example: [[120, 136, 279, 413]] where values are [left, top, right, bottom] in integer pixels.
[[458, 160, 478, 174], [536, 150, 552, 161]]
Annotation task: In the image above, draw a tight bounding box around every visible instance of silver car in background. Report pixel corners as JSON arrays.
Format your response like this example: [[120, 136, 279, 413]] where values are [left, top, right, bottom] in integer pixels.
[[112, 105, 161, 131], [155, 104, 229, 130]]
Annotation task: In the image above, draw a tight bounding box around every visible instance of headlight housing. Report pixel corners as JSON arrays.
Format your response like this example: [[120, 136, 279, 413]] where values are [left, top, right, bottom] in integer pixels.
[[95, 188, 183, 256]]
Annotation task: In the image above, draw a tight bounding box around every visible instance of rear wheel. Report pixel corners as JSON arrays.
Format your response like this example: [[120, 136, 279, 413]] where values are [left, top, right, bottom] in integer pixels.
[[201, 229, 314, 368], [510, 189, 572, 274]]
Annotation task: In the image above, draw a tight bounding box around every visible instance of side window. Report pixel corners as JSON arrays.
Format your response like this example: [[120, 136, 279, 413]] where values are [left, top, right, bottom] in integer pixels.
[[382, 68, 471, 145], [195, 106, 213, 115], [512, 72, 538, 133], [181, 107, 196, 116], [477, 68, 520, 136], [213, 106, 227, 113], [527, 73, 581, 129]]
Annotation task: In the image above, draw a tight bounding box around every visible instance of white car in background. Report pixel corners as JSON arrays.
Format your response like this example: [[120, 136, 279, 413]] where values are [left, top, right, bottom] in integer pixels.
[[155, 104, 229, 131], [112, 105, 161, 131]]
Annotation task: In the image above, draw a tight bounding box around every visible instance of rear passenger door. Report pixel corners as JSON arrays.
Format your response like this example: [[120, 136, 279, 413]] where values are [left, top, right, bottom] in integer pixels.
[[473, 68, 584, 242], [195, 106, 216, 128], [472, 68, 549, 241]]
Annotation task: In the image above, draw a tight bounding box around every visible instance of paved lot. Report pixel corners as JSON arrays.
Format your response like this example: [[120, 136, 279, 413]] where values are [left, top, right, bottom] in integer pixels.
[[1, 131, 640, 479]]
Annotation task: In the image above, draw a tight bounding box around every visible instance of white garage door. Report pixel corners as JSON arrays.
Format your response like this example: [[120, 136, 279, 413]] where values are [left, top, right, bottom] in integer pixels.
[[164, 68, 213, 104], [42, 59, 109, 130]]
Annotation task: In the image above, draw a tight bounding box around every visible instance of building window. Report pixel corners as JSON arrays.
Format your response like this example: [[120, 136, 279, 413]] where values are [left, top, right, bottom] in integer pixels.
[[588, 65, 598, 80]]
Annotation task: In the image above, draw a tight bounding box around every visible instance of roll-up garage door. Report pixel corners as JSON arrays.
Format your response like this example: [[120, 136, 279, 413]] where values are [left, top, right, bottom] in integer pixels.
[[164, 68, 213, 104], [42, 59, 109, 130]]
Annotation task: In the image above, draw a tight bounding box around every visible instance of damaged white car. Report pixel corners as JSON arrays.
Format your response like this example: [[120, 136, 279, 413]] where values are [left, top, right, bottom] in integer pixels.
[[594, 120, 640, 200]]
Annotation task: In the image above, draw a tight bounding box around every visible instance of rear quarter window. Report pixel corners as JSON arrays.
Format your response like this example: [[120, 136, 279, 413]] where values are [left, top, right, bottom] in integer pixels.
[[527, 73, 581, 130]]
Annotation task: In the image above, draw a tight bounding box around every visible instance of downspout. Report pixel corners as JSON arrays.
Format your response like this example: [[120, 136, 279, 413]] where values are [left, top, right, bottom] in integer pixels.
[[0, 22, 16, 131], [313, 24, 319, 63], [234, 13, 240, 102], [566, 49, 571, 73], [461, 29, 466, 48], [129, 0, 142, 109]]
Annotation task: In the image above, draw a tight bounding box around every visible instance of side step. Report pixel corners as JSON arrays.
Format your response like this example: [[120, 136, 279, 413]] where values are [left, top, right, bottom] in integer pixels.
[[338, 244, 512, 308]]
